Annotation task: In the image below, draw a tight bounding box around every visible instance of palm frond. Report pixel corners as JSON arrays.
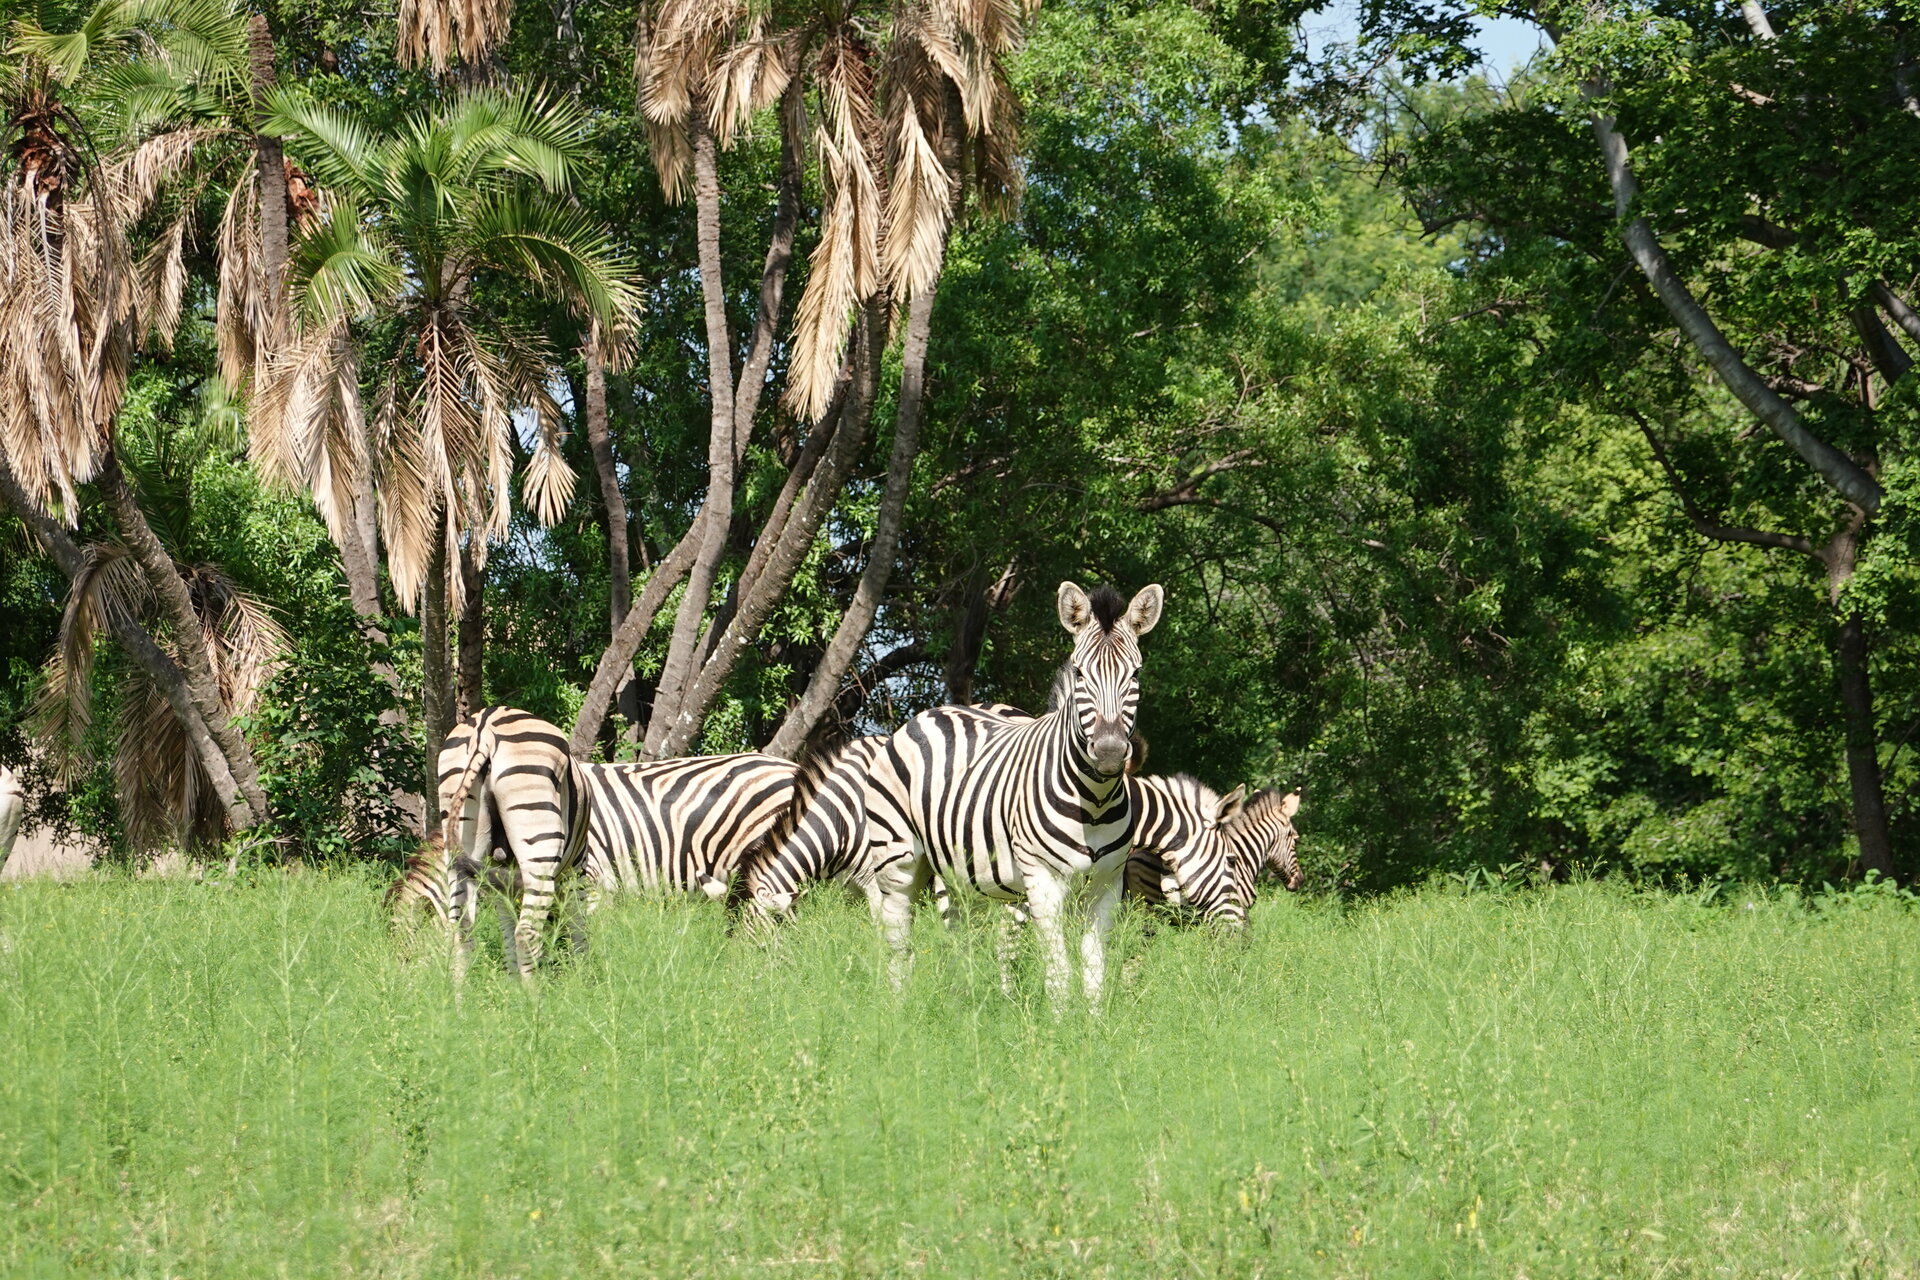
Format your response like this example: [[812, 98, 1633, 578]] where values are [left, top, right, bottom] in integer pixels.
[[264, 91, 382, 196], [289, 201, 401, 325], [136, 205, 190, 350], [396, 0, 511, 73], [459, 190, 641, 327], [784, 27, 882, 422], [214, 163, 260, 387]]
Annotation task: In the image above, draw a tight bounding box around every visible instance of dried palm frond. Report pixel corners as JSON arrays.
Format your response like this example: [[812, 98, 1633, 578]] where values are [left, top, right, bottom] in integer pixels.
[[371, 379, 434, 613], [250, 314, 366, 545], [784, 27, 884, 423], [214, 162, 262, 387], [31, 541, 152, 782], [397, 0, 513, 73], [136, 206, 191, 350], [634, 0, 748, 200]]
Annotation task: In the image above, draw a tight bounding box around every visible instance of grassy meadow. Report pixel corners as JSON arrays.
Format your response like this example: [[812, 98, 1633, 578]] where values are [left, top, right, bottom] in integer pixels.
[[1, 872, 1918, 1278]]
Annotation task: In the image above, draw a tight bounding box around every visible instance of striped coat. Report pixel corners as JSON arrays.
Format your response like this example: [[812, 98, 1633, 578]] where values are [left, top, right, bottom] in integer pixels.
[[578, 753, 799, 902], [422, 707, 592, 979], [872, 582, 1163, 1002], [1122, 775, 1251, 927]]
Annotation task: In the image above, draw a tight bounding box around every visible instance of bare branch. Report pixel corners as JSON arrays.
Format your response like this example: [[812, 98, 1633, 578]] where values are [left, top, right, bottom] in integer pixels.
[[1624, 407, 1818, 558]]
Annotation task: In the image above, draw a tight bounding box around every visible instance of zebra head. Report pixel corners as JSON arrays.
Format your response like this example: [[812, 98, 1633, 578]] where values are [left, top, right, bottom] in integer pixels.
[[1149, 776, 1251, 928], [1055, 581, 1163, 778], [1225, 789, 1304, 896]]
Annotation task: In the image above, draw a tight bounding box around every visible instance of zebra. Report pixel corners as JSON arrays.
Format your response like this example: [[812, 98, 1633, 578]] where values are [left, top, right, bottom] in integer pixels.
[[413, 706, 591, 980], [870, 581, 1163, 1004], [1224, 788, 1304, 901], [577, 752, 799, 906], [729, 735, 900, 926], [1121, 774, 1251, 926], [0, 765, 22, 864]]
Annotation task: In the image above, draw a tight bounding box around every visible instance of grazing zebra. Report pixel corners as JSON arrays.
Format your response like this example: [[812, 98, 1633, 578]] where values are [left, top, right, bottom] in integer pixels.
[[0, 765, 22, 863], [1122, 775, 1251, 926], [730, 735, 900, 924], [426, 706, 592, 980], [871, 581, 1163, 1004], [578, 753, 799, 904]]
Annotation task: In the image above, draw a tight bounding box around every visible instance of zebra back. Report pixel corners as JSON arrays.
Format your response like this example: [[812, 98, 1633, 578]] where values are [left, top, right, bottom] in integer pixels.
[[579, 753, 799, 899], [1123, 775, 1250, 927], [733, 736, 892, 916]]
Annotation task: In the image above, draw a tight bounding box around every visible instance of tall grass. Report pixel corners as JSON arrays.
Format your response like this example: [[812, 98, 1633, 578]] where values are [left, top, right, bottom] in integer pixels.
[[1, 873, 1917, 1277]]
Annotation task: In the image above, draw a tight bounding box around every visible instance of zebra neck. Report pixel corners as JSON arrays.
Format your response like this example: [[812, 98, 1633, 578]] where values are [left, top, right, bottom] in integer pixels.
[[1042, 708, 1125, 818]]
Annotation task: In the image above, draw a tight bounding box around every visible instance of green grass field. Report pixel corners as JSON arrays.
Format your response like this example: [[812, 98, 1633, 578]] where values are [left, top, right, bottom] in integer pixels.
[[2, 873, 1918, 1278]]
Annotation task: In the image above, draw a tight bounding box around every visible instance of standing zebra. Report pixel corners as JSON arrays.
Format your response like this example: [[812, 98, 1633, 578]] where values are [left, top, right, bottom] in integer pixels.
[[871, 581, 1163, 1004], [0, 765, 23, 865], [407, 707, 592, 980], [578, 753, 799, 905]]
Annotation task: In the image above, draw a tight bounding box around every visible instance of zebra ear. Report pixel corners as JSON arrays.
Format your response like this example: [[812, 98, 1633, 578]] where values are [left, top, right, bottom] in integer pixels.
[[1280, 790, 1302, 820], [1125, 584, 1164, 636], [1057, 581, 1092, 632], [1217, 784, 1247, 822]]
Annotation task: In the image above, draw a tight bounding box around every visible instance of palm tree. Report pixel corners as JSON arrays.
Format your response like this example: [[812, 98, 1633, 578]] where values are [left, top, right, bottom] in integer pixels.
[[34, 403, 288, 854], [1, 0, 276, 831], [570, 0, 1031, 758], [261, 85, 641, 773]]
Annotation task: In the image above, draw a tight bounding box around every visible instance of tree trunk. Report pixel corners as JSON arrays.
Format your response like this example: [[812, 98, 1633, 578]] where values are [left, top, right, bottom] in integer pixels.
[[96, 453, 270, 826], [945, 579, 991, 704], [650, 303, 887, 759], [0, 454, 256, 830], [456, 538, 484, 721], [1559, 44, 1883, 511], [421, 533, 455, 804], [1834, 610, 1896, 880], [582, 321, 642, 732], [643, 111, 739, 756], [248, 15, 289, 373], [568, 533, 699, 758], [768, 284, 938, 757], [585, 320, 631, 627]]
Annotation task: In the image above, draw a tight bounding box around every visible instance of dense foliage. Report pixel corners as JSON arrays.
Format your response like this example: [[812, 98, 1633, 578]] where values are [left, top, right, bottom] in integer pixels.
[[4, 0, 1919, 888]]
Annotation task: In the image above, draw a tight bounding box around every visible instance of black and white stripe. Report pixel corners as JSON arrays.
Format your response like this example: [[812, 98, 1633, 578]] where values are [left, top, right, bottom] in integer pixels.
[[1122, 774, 1250, 927], [422, 706, 592, 980], [1224, 788, 1303, 903], [578, 753, 799, 903], [872, 581, 1163, 1002]]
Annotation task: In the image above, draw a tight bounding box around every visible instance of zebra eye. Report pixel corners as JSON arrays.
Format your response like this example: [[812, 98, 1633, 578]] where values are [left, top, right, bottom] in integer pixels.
[[1071, 664, 1084, 681]]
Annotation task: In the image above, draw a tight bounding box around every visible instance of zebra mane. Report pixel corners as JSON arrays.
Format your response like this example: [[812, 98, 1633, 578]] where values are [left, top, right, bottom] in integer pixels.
[[1231, 788, 1300, 830], [1047, 663, 1073, 712], [1087, 585, 1129, 633]]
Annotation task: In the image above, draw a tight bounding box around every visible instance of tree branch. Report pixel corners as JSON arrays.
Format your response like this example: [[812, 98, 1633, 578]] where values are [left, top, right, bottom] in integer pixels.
[[1138, 450, 1259, 512], [1625, 408, 1818, 557], [1572, 70, 1883, 511]]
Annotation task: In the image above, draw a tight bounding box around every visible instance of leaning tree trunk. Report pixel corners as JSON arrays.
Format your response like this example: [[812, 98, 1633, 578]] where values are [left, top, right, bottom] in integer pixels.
[[767, 284, 938, 757], [96, 453, 270, 826], [582, 320, 643, 732]]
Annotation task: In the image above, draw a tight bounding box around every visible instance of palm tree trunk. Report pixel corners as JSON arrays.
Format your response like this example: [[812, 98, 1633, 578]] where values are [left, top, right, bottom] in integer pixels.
[[456, 538, 484, 721], [248, 15, 289, 368], [643, 111, 739, 756], [767, 284, 938, 757], [421, 533, 455, 804], [96, 453, 270, 826]]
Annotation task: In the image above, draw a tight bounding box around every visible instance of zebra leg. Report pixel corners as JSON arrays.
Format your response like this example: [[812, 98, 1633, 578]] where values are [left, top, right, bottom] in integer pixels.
[[1079, 854, 1128, 1007], [1022, 864, 1072, 1009], [450, 861, 481, 985], [873, 855, 929, 991], [996, 900, 1030, 997]]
